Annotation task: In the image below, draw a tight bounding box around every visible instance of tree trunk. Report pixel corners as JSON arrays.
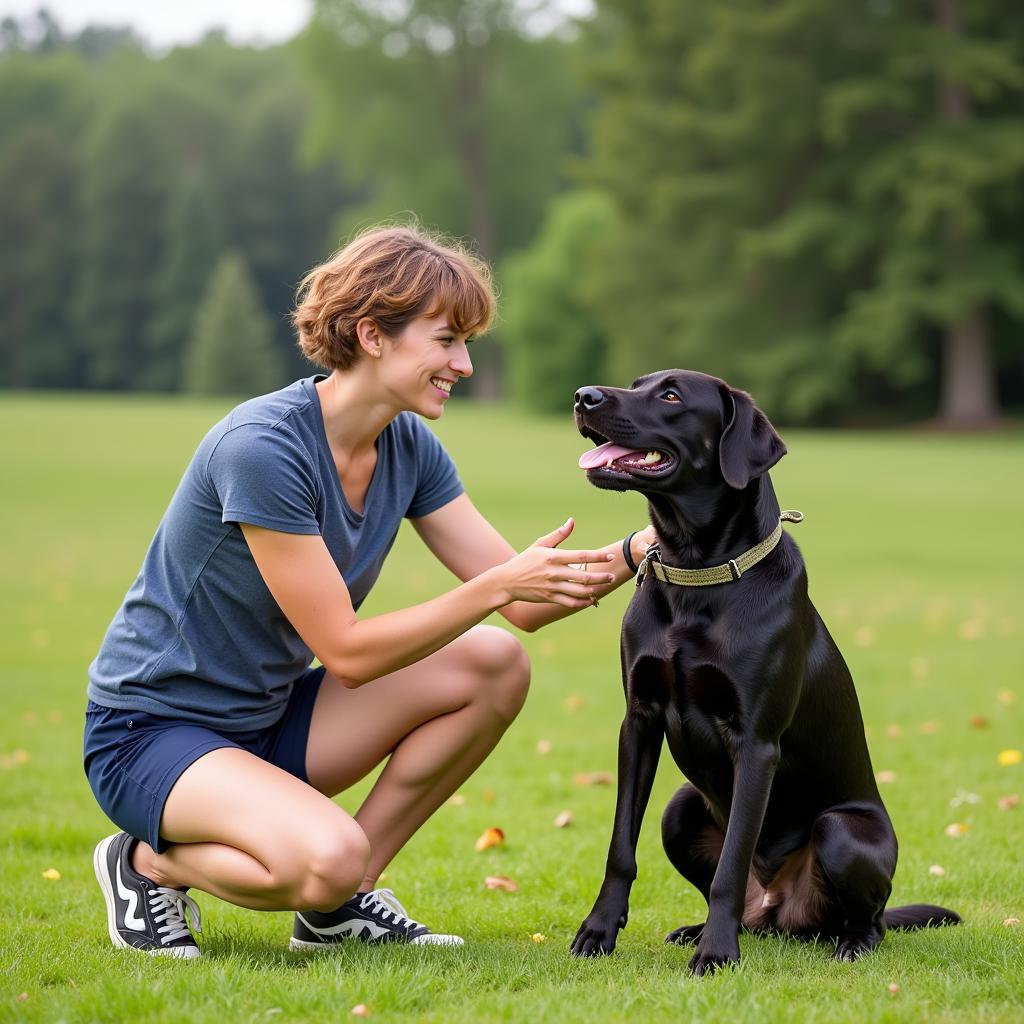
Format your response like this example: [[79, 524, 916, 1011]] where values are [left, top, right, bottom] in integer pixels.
[[933, 0, 1001, 427]]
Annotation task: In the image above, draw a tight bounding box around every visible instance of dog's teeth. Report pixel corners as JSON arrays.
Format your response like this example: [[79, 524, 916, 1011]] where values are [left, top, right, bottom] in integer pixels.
[[645, 451, 662, 464]]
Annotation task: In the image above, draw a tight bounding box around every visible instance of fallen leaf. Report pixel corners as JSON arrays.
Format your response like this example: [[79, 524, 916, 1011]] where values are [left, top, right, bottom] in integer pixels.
[[351, 1005, 371, 1017], [447, 793, 467, 807], [887, 983, 900, 994], [564, 695, 585, 712], [482, 788, 495, 803], [1003, 918, 1020, 928], [969, 714, 989, 729], [875, 770, 897, 784], [885, 725, 903, 740], [42, 868, 61, 880], [574, 771, 614, 786], [553, 810, 574, 828], [475, 827, 505, 852], [17, 993, 28, 1002], [928, 864, 945, 877], [910, 656, 929, 680], [997, 749, 1022, 767], [485, 875, 518, 892], [21, 711, 39, 725], [536, 739, 552, 755], [958, 619, 983, 640], [944, 822, 969, 838], [997, 689, 1017, 706], [919, 720, 941, 735], [854, 626, 875, 648], [47, 710, 63, 725], [949, 789, 980, 808], [531, 933, 546, 943], [997, 794, 1020, 811]]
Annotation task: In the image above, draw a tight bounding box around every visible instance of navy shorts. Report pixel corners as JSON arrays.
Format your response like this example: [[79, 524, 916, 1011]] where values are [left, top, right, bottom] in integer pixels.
[[83, 667, 326, 854]]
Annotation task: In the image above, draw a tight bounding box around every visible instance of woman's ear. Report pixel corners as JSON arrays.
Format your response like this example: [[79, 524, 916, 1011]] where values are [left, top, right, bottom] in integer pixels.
[[355, 318, 383, 360], [717, 384, 787, 489]]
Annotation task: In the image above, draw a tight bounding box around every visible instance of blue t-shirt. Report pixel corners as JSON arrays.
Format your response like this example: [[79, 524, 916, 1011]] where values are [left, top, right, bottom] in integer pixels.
[[87, 376, 463, 730]]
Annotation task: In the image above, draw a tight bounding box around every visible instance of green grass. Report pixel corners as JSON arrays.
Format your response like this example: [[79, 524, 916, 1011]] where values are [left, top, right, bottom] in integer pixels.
[[1, 392, 1022, 1022]]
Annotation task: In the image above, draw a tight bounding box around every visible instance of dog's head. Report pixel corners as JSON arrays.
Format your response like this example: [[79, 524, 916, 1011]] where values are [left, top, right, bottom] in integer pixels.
[[574, 369, 786, 495]]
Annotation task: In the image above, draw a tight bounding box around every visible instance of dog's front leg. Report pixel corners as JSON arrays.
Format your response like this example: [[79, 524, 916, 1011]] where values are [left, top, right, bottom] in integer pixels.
[[689, 740, 779, 976], [571, 703, 663, 957]]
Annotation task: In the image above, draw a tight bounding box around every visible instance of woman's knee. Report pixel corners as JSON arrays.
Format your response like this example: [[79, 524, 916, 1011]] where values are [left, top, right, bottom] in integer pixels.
[[295, 821, 371, 911], [462, 625, 531, 723]]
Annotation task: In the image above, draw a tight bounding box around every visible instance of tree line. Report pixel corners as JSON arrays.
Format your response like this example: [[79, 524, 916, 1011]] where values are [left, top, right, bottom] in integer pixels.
[[1, 1, 1021, 425]]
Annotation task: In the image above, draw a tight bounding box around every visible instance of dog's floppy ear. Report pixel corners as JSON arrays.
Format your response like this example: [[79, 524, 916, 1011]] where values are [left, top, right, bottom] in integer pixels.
[[718, 385, 787, 489]]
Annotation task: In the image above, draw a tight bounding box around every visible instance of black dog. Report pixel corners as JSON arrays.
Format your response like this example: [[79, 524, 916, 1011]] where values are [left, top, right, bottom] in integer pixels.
[[570, 369, 958, 975]]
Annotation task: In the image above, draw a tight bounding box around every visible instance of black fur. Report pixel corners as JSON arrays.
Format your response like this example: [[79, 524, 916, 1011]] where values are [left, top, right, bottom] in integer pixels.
[[570, 370, 959, 974]]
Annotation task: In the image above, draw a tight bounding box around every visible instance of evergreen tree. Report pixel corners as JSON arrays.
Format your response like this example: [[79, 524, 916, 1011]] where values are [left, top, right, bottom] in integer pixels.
[[502, 189, 617, 411], [183, 251, 286, 396], [582, 0, 1024, 425], [141, 169, 224, 390]]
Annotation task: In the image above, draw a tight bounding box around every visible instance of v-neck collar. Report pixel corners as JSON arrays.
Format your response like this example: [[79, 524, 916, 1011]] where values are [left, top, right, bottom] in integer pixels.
[[304, 375, 388, 526]]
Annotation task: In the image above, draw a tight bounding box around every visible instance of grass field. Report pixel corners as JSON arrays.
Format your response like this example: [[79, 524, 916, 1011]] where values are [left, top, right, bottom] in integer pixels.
[[1, 391, 1022, 1023]]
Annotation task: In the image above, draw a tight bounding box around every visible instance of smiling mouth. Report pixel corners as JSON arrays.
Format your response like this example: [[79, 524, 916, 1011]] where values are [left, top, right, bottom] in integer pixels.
[[576, 428, 676, 477], [430, 377, 454, 394]]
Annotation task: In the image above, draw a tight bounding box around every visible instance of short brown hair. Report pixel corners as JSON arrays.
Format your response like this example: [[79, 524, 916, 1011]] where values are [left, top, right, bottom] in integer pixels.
[[292, 224, 496, 371]]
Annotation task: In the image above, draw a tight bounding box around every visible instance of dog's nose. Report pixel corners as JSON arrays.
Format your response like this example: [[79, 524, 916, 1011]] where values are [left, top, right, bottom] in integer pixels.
[[574, 386, 605, 410]]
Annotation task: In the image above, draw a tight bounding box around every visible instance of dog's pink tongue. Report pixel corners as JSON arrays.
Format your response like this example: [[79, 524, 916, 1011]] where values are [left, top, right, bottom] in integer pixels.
[[578, 442, 644, 470]]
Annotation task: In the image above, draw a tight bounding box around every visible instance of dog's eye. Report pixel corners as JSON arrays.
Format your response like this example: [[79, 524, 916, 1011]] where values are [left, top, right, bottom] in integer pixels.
[[661, 390, 681, 403]]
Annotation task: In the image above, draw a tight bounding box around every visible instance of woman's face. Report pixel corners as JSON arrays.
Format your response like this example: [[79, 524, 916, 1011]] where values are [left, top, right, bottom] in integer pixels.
[[380, 312, 474, 418]]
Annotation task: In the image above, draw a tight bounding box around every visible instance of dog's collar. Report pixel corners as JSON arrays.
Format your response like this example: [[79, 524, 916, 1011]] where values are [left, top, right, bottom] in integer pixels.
[[636, 510, 804, 588]]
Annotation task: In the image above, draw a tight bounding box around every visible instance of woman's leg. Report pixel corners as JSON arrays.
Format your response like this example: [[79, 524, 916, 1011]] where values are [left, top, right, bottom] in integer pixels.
[[305, 624, 530, 890], [133, 747, 371, 912], [133, 623, 528, 907]]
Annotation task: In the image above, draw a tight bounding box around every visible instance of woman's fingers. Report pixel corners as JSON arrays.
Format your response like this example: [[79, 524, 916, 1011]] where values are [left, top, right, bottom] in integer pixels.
[[552, 549, 615, 566]]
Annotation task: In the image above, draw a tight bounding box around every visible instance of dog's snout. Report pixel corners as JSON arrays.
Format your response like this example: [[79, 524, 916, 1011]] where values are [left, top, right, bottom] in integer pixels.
[[574, 386, 605, 410]]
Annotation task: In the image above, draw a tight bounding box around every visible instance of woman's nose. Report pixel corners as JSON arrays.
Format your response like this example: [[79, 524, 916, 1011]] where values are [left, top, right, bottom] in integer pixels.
[[452, 343, 473, 377]]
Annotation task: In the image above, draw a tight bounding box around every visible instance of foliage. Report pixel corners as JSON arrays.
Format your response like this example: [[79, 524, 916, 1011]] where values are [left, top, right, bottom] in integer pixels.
[[581, 0, 1024, 423], [502, 189, 618, 411], [183, 251, 286, 395], [299, 0, 586, 262]]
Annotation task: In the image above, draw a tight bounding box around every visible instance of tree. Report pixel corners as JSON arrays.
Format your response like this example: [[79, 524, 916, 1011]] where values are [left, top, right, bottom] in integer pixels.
[[299, 0, 585, 263], [501, 189, 617, 411], [582, 0, 1024, 425], [183, 251, 286, 395], [141, 169, 225, 390]]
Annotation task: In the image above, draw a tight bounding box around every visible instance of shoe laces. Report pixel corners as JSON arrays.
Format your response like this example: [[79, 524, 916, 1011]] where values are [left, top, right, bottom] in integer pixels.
[[148, 887, 202, 945], [359, 888, 422, 933]]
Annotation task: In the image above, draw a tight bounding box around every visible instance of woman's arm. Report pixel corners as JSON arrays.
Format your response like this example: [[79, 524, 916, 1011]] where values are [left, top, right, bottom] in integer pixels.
[[240, 522, 615, 687], [411, 494, 655, 633]]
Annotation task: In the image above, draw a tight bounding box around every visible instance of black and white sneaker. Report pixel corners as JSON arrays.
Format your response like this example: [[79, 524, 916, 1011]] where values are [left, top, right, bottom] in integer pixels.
[[93, 832, 202, 959], [290, 887, 463, 949]]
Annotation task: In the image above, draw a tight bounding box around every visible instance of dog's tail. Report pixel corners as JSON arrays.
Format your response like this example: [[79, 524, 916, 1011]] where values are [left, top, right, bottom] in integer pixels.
[[883, 903, 960, 930]]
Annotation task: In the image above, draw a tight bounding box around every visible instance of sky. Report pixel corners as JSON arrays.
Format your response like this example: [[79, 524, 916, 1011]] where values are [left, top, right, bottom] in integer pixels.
[[2, 1, 595, 51], [2, 1, 315, 50]]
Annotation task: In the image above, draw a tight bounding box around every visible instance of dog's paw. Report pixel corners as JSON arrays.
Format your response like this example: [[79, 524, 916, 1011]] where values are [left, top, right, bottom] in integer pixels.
[[833, 930, 882, 962], [687, 936, 740, 976], [570, 915, 623, 958], [665, 921, 705, 946]]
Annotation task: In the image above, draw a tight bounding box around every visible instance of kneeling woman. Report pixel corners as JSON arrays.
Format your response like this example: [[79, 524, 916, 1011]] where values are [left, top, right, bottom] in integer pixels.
[[84, 225, 654, 957]]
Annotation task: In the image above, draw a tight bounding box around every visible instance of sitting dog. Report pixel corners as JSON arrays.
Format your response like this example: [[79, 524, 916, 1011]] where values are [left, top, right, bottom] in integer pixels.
[[570, 369, 959, 975]]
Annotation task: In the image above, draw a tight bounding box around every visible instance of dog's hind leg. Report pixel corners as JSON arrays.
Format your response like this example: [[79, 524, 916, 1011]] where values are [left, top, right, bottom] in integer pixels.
[[811, 805, 897, 961], [661, 784, 723, 945]]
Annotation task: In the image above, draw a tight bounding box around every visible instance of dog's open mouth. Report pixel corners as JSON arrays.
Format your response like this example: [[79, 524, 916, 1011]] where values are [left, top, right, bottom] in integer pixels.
[[577, 436, 676, 477]]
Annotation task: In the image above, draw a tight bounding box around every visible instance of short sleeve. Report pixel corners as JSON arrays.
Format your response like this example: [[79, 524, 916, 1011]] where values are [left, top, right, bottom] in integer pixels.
[[406, 417, 464, 518], [206, 424, 321, 534]]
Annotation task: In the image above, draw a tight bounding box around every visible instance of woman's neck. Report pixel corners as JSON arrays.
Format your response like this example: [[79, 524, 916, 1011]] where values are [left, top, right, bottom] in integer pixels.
[[315, 368, 396, 463]]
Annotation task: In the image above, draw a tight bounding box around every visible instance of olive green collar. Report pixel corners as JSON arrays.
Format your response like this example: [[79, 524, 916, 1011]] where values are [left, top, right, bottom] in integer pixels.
[[637, 510, 804, 588]]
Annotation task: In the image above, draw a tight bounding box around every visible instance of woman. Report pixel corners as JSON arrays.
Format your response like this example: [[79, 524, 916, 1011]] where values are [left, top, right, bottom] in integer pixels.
[[84, 225, 654, 958]]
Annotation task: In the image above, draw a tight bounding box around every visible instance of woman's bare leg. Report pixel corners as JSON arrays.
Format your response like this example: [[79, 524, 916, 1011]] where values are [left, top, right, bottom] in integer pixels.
[[128, 623, 528, 910], [305, 624, 530, 890], [132, 747, 370, 912]]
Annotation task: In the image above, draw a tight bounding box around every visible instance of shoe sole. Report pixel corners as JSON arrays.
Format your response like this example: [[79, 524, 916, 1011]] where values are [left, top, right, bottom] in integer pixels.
[[289, 934, 464, 951], [93, 836, 200, 959]]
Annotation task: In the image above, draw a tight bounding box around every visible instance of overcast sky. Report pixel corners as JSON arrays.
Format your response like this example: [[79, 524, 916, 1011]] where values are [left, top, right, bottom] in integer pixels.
[[2, 1, 594, 51], [2, 1, 315, 49]]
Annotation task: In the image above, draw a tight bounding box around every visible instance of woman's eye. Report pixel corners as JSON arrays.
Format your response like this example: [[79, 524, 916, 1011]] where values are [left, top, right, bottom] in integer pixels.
[[662, 391, 680, 402]]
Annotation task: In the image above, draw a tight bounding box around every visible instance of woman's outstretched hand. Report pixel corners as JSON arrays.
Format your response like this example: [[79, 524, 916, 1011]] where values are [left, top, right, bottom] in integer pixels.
[[492, 517, 615, 609]]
